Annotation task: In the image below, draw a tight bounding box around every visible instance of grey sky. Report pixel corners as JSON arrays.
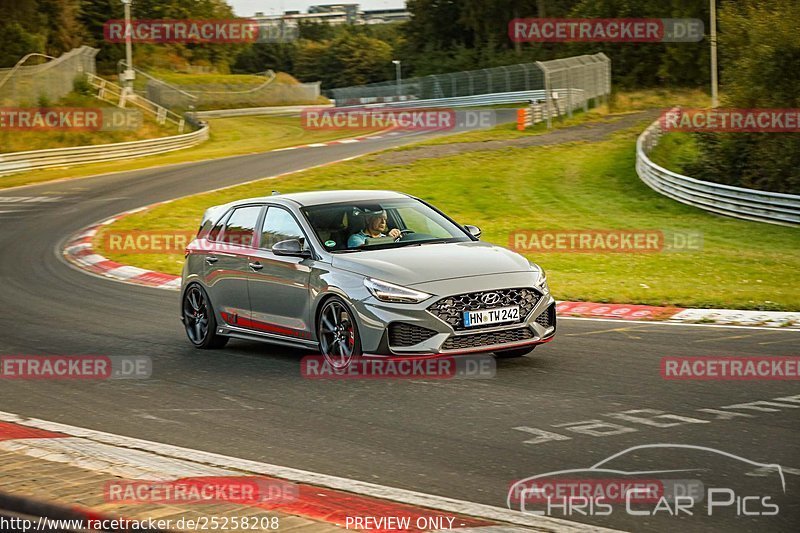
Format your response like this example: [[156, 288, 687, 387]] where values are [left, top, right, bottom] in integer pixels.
[[229, 1, 406, 17]]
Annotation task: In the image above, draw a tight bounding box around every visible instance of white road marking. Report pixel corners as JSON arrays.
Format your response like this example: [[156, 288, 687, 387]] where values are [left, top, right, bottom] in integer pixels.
[[559, 316, 800, 331], [0, 410, 621, 532]]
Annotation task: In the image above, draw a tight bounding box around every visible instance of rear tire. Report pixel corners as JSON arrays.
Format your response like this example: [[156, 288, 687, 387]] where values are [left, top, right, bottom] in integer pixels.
[[182, 284, 229, 349], [494, 345, 535, 359]]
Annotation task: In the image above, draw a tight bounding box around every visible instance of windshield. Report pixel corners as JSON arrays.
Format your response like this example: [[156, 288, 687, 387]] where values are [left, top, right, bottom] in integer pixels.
[[302, 198, 471, 252]]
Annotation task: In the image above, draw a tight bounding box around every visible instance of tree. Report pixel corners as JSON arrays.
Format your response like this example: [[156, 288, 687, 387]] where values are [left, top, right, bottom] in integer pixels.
[[688, 0, 800, 193]]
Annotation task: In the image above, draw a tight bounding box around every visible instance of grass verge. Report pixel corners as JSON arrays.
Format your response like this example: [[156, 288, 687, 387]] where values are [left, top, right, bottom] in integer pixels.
[[0, 93, 177, 153], [95, 107, 799, 310], [0, 115, 378, 190]]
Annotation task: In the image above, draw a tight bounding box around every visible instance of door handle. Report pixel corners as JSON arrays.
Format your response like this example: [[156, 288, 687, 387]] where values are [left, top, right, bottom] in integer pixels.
[[249, 261, 263, 271], [205, 256, 219, 265]]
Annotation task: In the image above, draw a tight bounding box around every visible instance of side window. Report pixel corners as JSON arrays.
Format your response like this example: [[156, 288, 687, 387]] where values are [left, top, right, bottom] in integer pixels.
[[208, 210, 230, 242], [220, 205, 262, 247], [261, 207, 305, 250]]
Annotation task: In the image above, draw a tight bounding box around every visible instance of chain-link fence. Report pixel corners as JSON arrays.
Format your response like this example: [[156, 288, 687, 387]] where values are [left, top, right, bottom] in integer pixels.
[[536, 53, 611, 127], [331, 53, 611, 120], [125, 64, 322, 112], [0, 47, 98, 106]]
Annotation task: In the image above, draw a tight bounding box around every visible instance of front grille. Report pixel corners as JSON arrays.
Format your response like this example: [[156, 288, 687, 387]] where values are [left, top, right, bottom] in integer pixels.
[[389, 322, 438, 347], [441, 327, 533, 351], [535, 303, 556, 329], [428, 288, 540, 330]]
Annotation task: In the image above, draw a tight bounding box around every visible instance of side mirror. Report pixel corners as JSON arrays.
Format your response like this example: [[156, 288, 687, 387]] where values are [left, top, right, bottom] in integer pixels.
[[272, 239, 311, 258], [464, 225, 482, 239]]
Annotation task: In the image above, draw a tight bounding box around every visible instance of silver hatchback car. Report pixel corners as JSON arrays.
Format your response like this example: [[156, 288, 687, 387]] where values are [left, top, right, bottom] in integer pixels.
[[181, 190, 556, 368]]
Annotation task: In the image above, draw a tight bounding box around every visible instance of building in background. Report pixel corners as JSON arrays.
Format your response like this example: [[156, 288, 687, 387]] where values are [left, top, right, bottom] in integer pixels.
[[252, 3, 410, 32]]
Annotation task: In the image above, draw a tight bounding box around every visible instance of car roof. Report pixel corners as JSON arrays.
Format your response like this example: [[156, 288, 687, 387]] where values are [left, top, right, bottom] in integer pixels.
[[223, 190, 411, 209]]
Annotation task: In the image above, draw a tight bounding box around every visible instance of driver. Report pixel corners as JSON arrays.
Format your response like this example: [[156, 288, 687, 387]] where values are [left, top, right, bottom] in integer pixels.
[[348, 209, 402, 248]]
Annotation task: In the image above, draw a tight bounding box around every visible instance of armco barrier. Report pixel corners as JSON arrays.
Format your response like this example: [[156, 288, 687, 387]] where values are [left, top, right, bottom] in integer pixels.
[[0, 124, 208, 177], [343, 90, 548, 109], [636, 113, 800, 227], [194, 104, 333, 119]]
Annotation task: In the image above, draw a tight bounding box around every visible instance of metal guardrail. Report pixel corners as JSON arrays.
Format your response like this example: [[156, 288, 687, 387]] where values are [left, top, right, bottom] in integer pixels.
[[351, 90, 549, 109], [194, 104, 333, 118], [0, 124, 209, 177], [636, 114, 800, 227]]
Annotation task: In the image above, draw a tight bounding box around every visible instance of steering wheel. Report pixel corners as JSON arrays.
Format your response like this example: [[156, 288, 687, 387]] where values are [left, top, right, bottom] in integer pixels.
[[394, 229, 415, 242]]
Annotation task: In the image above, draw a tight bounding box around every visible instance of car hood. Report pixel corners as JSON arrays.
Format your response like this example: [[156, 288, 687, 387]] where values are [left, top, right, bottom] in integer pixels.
[[330, 241, 537, 286]]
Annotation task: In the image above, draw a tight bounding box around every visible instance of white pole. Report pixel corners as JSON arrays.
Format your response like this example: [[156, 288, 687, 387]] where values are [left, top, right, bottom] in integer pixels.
[[710, 0, 719, 108], [392, 60, 401, 98], [122, 0, 135, 91]]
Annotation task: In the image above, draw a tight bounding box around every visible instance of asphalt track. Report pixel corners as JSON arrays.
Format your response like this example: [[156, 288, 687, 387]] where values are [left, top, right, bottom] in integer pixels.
[[0, 119, 798, 533]]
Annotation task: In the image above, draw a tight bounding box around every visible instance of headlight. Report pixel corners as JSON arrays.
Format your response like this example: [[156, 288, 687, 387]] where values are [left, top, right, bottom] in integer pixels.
[[364, 278, 432, 303], [532, 265, 549, 293]]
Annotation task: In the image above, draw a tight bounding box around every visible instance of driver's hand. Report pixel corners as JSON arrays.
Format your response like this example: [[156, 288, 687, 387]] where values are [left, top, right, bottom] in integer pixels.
[[388, 228, 402, 239]]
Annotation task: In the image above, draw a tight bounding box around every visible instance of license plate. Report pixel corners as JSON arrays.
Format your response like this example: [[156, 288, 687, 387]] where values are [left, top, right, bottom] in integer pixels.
[[463, 306, 520, 327]]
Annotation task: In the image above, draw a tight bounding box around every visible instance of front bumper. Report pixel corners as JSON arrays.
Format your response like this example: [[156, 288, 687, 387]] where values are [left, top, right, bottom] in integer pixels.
[[351, 273, 557, 356]]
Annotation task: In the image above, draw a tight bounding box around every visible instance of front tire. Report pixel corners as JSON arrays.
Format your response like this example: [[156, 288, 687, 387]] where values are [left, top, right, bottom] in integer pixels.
[[494, 345, 535, 359], [182, 284, 229, 349], [317, 296, 362, 370]]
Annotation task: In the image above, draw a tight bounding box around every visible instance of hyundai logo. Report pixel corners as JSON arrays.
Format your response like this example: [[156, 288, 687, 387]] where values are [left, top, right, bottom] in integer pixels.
[[481, 292, 501, 306]]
